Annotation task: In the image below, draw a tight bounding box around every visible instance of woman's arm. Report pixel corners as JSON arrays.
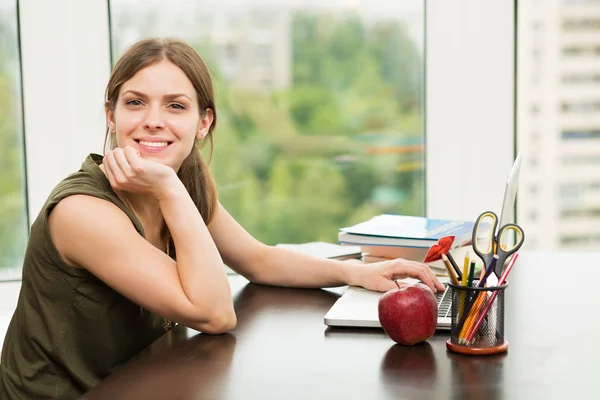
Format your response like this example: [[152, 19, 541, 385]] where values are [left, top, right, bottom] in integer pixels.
[[209, 204, 445, 293], [50, 149, 236, 334]]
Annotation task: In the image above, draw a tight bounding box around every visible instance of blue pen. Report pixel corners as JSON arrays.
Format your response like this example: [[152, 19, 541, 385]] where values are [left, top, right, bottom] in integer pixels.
[[477, 255, 498, 288]]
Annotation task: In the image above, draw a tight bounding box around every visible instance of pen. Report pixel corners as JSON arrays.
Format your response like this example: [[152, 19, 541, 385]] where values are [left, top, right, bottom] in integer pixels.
[[465, 253, 519, 343], [476, 255, 498, 288], [467, 260, 476, 287], [446, 252, 462, 281], [441, 254, 460, 286]]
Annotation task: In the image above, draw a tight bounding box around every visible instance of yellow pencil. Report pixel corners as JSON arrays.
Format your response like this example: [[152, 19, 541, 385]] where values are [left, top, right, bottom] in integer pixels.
[[462, 251, 470, 286]]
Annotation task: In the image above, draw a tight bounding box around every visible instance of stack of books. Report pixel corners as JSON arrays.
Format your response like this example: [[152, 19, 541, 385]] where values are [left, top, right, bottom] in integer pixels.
[[338, 214, 476, 275]]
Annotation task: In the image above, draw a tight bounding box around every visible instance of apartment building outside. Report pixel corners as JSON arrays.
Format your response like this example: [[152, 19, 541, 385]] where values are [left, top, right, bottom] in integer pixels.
[[518, 0, 600, 251]]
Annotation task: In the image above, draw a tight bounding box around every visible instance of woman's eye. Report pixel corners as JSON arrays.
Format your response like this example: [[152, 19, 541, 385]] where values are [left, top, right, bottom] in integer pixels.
[[126, 99, 143, 106], [169, 103, 186, 110]]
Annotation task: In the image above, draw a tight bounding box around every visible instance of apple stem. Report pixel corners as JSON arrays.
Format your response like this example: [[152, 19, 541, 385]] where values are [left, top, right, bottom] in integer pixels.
[[394, 280, 401, 289]]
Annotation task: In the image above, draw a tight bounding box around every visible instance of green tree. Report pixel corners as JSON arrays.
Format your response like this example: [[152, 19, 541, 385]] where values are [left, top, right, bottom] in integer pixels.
[[260, 157, 349, 244], [0, 7, 28, 270]]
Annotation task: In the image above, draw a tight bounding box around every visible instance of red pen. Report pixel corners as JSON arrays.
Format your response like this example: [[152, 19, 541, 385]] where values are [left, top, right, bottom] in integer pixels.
[[465, 252, 519, 343]]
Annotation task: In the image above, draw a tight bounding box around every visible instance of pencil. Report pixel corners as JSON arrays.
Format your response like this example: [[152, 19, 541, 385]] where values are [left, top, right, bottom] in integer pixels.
[[457, 251, 470, 319], [462, 251, 470, 286], [465, 253, 519, 343], [459, 291, 488, 344], [441, 254, 460, 286]]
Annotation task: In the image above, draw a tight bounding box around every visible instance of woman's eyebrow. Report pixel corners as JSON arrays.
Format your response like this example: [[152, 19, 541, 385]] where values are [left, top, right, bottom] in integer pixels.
[[164, 93, 193, 101], [122, 89, 147, 98], [122, 90, 192, 102]]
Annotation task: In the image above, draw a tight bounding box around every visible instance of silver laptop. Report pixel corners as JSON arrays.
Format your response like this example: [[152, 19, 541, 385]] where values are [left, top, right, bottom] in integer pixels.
[[324, 153, 522, 329]]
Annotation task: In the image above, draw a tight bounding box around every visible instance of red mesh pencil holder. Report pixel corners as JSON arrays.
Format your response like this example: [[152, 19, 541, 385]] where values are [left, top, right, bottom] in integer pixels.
[[446, 282, 509, 355]]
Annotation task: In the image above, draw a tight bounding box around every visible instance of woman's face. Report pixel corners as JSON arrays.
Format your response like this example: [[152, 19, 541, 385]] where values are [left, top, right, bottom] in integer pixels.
[[106, 60, 213, 171]]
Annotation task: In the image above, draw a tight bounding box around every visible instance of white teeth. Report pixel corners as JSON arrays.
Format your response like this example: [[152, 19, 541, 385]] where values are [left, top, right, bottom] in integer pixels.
[[139, 140, 168, 148]]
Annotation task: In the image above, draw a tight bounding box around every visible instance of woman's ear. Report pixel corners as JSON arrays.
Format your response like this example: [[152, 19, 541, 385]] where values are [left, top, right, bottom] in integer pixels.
[[196, 108, 214, 140], [105, 108, 116, 134]]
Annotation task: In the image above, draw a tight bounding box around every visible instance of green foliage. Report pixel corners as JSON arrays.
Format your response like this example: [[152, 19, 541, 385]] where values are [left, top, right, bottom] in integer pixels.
[[260, 157, 349, 244], [207, 12, 425, 245], [0, 13, 29, 270]]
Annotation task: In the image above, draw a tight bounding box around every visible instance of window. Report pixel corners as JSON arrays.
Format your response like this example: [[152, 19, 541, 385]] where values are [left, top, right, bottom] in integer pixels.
[[560, 208, 600, 218], [0, 1, 28, 281], [560, 233, 600, 246], [561, 44, 600, 57], [561, 130, 600, 140], [529, 185, 539, 195], [562, 153, 600, 165], [561, 100, 600, 113], [109, 1, 425, 245], [562, 18, 600, 31], [562, 73, 600, 84]]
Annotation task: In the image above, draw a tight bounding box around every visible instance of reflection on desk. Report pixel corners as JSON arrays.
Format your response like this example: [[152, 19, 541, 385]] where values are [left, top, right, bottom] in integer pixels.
[[83, 251, 600, 400], [82, 327, 237, 399]]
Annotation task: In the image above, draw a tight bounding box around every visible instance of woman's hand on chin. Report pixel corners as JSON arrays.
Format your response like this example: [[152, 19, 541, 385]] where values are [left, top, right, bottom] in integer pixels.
[[103, 146, 180, 199]]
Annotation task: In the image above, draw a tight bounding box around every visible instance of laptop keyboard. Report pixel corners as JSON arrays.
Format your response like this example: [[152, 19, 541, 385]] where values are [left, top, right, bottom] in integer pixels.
[[436, 286, 451, 318]]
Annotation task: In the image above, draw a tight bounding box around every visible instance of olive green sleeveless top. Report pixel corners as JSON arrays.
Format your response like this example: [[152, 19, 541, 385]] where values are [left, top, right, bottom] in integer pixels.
[[0, 154, 171, 399]]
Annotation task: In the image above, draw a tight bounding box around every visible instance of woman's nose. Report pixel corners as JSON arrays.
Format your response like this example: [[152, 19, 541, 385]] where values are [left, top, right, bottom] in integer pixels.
[[143, 106, 166, 131]]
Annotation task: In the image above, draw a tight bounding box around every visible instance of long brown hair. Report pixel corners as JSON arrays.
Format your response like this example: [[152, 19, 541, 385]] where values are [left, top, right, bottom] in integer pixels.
[[104, 38, 218, 225]]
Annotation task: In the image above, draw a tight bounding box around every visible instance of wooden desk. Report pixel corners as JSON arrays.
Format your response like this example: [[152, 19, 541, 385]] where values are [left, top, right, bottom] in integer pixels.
[[83, 251, 599, 399]]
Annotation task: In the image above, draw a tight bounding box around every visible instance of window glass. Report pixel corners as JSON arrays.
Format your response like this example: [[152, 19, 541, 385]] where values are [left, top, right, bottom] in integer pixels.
[[518, 1, 600, 250], [109, 0, 425, 245], [0, 1, 28, 280]]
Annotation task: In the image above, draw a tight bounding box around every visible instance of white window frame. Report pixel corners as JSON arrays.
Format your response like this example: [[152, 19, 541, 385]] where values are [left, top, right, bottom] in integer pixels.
[[18, 0, 515, 232], [19, 0, 110, 221]]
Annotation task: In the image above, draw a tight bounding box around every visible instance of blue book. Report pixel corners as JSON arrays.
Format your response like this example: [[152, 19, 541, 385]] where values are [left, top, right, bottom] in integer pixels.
[[338, 214, 475, 249]]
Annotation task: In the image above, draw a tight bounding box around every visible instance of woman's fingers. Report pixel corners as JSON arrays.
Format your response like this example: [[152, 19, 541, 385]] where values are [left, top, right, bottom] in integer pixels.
[[407, 260, 445, 292], [417, 261, 445, 292], [113, 147, 134, 178], [123, 146, 143, 173], [103, 151, 126, 188], [389, 261, 443, 293], [102, 153, 117, 187]]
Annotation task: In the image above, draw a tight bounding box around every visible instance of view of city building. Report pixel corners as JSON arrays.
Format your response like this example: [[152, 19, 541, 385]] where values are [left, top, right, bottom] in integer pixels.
[[518, 0, 600, 251]]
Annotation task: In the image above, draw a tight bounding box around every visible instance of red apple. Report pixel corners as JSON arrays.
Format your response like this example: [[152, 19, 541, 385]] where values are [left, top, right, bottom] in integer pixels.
[[378, 282, 438, 346]]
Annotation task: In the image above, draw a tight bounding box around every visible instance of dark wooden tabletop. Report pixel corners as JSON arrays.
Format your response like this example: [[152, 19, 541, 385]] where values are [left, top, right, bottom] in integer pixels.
[[82, 251, 599, 399]]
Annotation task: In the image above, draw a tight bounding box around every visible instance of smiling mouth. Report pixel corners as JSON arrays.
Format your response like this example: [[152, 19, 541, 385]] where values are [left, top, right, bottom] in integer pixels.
[[134, 139, 173, 148]]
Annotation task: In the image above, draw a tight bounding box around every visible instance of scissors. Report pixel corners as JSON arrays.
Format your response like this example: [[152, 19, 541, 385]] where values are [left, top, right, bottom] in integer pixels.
[[471, 211, 525, 284]]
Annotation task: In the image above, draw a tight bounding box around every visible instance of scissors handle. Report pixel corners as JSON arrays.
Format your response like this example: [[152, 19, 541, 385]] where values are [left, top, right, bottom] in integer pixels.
[[471, 211, 498, 270], [494, 223, 525, 277]]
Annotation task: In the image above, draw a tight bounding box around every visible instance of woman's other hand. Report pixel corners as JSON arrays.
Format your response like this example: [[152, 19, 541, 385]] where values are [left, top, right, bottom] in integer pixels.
[[352, 259, 446, 293]]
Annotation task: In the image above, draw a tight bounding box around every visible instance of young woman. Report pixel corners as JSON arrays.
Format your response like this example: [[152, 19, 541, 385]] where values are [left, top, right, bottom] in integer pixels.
[[0, 38, 444, 399]]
